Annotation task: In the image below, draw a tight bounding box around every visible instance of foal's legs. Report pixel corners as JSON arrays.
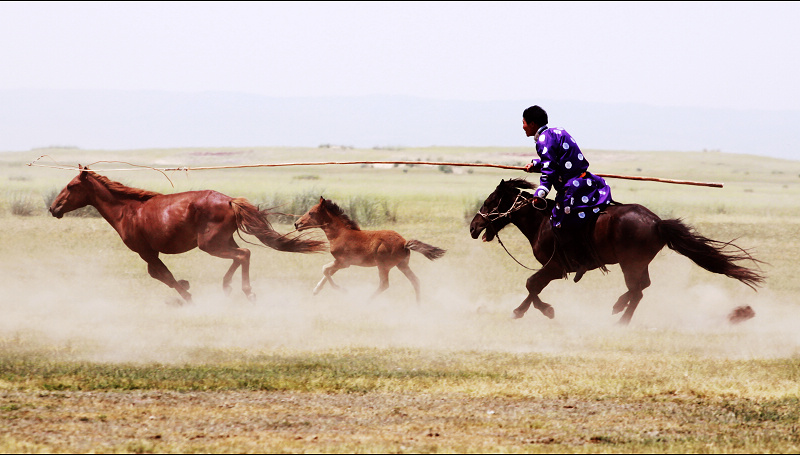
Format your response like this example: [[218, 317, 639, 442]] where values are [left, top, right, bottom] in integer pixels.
[[369, 264, 392, 300], [512, 266, 563, 319], [613, 263, 652, 325], [397, 260, 421, 303], [139, 251, 193, 303], [314, 260, 345, 294]]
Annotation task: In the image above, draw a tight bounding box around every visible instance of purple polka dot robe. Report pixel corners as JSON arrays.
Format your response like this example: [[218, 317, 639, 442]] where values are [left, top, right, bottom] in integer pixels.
[[529, 126, 612, 229]]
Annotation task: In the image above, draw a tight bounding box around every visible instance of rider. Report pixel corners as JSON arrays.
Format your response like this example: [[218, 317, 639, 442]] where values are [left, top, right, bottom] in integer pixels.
[[522, 105, 612, 282]]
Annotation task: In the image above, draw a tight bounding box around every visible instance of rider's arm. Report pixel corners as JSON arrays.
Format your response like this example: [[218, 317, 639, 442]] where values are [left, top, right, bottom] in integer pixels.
[[533, 133, 557, 199]]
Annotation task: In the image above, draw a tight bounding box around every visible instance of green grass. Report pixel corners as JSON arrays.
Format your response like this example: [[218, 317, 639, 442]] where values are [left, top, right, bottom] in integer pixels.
[[2, 345, 800, 398]]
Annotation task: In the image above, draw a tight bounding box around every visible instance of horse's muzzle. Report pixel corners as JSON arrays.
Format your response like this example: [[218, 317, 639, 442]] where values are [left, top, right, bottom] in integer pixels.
[[49, 205, 63, 219], [469, 214, 487, 240]]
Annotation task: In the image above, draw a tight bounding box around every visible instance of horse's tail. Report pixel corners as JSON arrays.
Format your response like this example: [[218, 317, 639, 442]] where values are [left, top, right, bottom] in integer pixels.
[[231, 198, 326, 254], [405, 240, 446, 261], [657, 218, 764, 290]]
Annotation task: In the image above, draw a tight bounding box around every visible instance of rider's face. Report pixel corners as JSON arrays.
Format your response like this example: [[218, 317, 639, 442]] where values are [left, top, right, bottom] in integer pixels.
[[522, 118, 537, 137]]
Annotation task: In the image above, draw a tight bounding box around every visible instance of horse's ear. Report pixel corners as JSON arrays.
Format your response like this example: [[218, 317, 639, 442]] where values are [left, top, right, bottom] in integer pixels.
[[319, 196, 325, 203], [78, 164, 90, 179]]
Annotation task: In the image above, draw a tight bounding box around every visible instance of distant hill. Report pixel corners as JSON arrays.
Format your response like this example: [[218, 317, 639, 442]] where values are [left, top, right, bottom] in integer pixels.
[[0, 89, 797, 160]]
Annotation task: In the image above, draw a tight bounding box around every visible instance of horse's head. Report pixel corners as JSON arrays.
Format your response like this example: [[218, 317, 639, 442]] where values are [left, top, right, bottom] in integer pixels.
[[294, 197, 329, 231], [49, 165, 94, 219], [469, 178, 537, 242]]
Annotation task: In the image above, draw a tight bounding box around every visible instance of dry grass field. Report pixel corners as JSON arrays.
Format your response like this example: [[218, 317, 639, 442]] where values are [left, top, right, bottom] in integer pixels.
[[1, 145, 800, 453]]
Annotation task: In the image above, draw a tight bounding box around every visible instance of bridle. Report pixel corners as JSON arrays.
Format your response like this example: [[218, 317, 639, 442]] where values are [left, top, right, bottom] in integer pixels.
[[477, 190, 545, 223], [477, 189, 551, 271]]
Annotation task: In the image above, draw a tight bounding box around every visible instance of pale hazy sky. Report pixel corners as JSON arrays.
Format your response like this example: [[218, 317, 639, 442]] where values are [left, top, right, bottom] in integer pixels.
[[1, 1, 798, 111]]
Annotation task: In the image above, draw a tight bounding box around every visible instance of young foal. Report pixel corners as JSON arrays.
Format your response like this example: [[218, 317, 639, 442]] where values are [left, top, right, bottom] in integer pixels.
[[294, 197, 446, 302], [49, 166, 325, 304]]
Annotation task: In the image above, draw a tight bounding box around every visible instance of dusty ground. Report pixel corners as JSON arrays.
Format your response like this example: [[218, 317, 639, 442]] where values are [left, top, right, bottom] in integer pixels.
[[2, 389, 794, 453]]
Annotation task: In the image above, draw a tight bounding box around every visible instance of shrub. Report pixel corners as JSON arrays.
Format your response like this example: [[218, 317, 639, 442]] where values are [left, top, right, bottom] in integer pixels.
[[345, 196, 397, 226], [9, 191, 39, 216], [259, 190, 398, 227], [259, 188, 324, 225], [463, 197, 485, 224]]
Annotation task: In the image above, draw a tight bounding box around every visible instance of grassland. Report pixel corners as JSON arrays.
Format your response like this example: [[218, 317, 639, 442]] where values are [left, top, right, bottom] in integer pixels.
[[1, 145, 800, 453]]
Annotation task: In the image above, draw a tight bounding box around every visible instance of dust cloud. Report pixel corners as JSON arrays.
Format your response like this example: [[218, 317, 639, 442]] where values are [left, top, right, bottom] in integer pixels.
[[2, 245, 799, 364]]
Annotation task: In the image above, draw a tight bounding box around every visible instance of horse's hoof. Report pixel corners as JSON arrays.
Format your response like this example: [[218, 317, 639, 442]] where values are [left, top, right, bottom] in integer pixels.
[[612, 305, 626, 315], [543, 307, 555, 319], [511, 311, 524, 319], [223, 286, 232, 296], [178, 280, 190, 290], [247, 293, 257, 303]]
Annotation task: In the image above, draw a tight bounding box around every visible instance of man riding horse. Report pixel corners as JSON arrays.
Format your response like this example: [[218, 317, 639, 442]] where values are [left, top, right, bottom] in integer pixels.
[[522, 105, 613, 282]]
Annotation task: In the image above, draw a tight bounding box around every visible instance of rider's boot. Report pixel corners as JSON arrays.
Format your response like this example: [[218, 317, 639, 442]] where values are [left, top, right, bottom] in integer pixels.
[[573, 265, 588, 283], [557, 226, 592, 283]]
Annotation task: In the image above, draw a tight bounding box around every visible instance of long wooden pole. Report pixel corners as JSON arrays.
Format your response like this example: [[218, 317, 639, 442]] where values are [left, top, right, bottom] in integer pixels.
[[28, 158, 724, 188], [160, 160, 724, 188]]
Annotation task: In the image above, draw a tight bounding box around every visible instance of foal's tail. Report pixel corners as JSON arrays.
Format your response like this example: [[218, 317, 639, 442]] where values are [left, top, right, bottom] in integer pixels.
[[405, 240, 446, 261], [657, 219, 764, 290], [231, 198, 326, 254]]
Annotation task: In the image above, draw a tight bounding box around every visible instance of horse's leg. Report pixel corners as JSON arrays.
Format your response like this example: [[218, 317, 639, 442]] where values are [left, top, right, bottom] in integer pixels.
[[369, 264, 391, 300], [218, 238, 244, 297], [513, 266, 563, 319], [139, 251, 193, 303], [397, 260, 421, 303], [314, 261, 345, 294], [199, 236, 254, 301], [616, 264, 651, 325], [611, 291, 632, 315]]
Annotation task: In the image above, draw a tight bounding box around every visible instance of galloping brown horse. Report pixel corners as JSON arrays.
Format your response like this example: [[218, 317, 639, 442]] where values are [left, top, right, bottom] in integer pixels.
[[294, 197, 446, 302], [49, 166, 325, 303], [469, 178, 764, 324]]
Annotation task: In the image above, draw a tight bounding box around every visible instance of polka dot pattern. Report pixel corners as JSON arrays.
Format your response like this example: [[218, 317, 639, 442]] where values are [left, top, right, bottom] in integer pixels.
[[532, 126, 613, 229]]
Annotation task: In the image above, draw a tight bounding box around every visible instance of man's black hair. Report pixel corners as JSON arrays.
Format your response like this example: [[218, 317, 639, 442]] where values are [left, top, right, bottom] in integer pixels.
[[522, 105, 548, 126]]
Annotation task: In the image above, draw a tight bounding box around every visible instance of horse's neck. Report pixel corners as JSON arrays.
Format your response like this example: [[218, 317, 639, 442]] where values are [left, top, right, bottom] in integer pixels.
[[319, 216, 354, 239], [510, 204, 547, 242], [87, 179, 142, 228]]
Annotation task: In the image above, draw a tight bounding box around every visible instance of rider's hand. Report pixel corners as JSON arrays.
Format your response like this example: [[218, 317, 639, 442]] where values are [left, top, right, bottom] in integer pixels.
[[525, 159, 542, 173]]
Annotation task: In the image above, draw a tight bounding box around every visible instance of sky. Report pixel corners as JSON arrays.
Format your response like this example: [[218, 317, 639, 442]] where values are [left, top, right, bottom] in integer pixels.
[[2, 1, 799, 112]]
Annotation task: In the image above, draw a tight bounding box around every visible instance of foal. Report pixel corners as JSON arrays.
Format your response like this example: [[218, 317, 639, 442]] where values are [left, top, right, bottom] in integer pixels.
[[295, 197, 446, 302]]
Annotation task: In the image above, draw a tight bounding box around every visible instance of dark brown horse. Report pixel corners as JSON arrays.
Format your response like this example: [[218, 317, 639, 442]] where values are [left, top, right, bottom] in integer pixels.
[[49, 166, 326, 304], [294, 197, 446, 302], [469, 178, 764, 324]]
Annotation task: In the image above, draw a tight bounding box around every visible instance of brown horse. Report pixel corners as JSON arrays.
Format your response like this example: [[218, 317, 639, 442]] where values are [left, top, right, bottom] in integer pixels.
[[469, 178, 764, 325], [294, 197, 446, 302], [49, 166, 325, 304]]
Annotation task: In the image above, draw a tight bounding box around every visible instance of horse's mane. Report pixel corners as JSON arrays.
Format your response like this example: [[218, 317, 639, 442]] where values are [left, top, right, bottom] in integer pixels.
[[502, 178, 556, 211], [321, 199, 361, 230], [503, 178, 537, 191], [86, 170, 161, 201]]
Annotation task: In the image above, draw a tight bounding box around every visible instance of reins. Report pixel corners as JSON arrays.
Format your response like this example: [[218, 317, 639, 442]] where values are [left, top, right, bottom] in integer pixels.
[[478, 191, 553, 271]]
